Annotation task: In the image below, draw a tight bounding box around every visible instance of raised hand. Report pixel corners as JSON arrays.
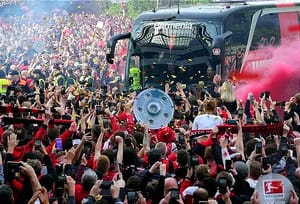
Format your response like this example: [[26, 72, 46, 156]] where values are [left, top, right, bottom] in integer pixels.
[[7, 133, 19, 154]]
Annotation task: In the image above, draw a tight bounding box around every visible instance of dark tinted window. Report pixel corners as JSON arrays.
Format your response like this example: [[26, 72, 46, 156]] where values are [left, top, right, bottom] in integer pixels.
[[225, 9, 256, 46], [251, 13, 281, 49], [252, 11, 300, 49]]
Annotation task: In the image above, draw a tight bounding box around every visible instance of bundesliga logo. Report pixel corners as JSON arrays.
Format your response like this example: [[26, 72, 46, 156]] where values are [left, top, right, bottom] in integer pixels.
[[263, 180, 284, 198]]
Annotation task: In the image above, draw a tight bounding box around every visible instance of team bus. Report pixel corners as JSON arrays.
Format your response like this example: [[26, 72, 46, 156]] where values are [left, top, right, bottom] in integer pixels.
[[106, 1, 300, 99]]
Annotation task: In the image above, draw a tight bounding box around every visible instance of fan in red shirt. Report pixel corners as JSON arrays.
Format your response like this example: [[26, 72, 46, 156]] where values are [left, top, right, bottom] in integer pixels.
[[75, 169, 98, 204], [1, 122, 47, 162], [154, 142, 178, 173]]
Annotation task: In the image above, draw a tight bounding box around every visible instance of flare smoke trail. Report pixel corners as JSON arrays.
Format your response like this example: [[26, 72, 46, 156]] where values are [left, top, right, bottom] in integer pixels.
[[0, 1, 70, 18], [236, 39, 300, 101]]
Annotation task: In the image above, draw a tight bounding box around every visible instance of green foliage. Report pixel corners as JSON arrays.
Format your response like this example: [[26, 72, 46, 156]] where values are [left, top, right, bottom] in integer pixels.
[[104, 0, 211, 19], [106, 3, 122, 16], [127, 0, 156, 18], [178, 0, 210, 5]]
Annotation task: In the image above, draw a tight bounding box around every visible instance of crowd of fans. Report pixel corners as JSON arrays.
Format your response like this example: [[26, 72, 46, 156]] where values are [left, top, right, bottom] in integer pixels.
[[0, 3, 300, 204], [0, 3, 130, 93]]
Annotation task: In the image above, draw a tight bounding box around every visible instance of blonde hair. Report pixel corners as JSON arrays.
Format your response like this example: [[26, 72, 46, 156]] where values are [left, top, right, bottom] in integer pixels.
[[220, 81, 236, 102]]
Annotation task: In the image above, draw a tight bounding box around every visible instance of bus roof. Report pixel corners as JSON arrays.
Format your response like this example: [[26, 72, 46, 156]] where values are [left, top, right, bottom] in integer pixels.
[[135, 1, 300, 22]]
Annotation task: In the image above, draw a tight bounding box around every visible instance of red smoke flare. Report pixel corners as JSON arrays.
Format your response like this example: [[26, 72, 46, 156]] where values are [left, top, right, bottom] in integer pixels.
[[236, 40, 300, 102]]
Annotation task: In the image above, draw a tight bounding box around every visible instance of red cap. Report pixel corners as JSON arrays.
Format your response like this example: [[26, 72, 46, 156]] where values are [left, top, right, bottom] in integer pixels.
[[157, 127, 175, 143]]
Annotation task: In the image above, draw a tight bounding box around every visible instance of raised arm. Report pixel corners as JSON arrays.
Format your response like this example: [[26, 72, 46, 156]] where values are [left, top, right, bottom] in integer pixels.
[[234, 120, 245, 160], [115, 136, 124, 165], [137, 124, 150, 158], [20, 161, 42, 193], [94, 129, 104, 162], [253, 101, 262, 124]]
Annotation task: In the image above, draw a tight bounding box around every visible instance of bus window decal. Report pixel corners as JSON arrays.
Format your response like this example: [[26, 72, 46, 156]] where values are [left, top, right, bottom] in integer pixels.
[[132, 21, 213, 49], [199, 24, 213, 46], [259, 36, 276, 46]]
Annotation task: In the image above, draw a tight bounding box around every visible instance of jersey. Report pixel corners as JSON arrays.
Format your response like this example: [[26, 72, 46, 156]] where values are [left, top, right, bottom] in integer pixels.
[[0, 78, 9, 94], [192, 113, 223, 130]]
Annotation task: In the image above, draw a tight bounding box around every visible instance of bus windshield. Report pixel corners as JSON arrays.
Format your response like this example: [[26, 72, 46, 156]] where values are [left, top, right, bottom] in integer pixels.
[[127, 20, 220, 89]]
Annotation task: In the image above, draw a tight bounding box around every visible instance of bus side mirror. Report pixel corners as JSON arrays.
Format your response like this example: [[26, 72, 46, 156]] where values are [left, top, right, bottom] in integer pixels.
[[106, 40, 114, 64], [211, 31, 232, 64], [106, 33, 131, 64]]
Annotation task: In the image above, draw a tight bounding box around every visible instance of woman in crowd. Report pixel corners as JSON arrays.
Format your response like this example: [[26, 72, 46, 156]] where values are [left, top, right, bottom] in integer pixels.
[[219, 80, 237, 114], [192, 99, 223, 130]]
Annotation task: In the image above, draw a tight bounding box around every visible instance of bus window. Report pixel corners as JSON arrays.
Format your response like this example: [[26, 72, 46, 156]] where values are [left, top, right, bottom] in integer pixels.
[[298, 10, 300, 32], [245, 11, 300, 72], [224, 9, 256, 72], [251, 11, 300, 49], [252, 13, 281, 49], [126, 20, 219, 90], [225, 10, 252, 47], [141, 62, 210, 90]]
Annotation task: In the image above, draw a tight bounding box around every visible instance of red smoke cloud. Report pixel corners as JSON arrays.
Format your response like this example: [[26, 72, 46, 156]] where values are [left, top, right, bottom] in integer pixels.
[[235, 39, 300, 102]]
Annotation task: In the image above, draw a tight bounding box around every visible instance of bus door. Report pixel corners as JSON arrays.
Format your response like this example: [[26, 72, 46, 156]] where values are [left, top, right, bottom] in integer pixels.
[[241, 6, 300, 101]]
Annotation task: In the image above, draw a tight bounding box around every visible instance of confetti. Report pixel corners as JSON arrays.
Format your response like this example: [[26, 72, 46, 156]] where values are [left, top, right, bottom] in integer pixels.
[[178, 66, 186, 72]]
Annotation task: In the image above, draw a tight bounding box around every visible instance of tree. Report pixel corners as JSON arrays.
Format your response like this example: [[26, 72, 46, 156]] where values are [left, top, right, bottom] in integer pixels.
[[105, 0, 210, 19], [127, 0, 156, 18], [106, 2, 122, 16]]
